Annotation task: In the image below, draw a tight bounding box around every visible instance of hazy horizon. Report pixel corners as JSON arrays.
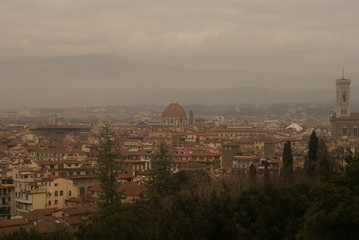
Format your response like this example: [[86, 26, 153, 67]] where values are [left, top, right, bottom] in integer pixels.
[[1, 1, 358, 107]]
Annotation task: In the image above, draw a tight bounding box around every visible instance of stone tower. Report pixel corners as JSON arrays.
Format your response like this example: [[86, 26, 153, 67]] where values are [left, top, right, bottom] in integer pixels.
[[189, 110, 194, 125], [336, 75, 351, 118]]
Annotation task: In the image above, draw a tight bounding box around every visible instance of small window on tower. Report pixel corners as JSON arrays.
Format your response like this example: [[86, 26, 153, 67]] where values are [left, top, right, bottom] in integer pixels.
[[342, 93, 346, 103], [343, 127, 348, 136]]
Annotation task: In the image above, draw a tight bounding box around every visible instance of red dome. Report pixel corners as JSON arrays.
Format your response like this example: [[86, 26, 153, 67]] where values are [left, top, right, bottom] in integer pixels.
[[162, 103, 187, 118]]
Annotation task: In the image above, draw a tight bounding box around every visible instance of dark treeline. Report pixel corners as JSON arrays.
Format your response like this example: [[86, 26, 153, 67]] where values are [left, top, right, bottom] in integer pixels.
[[2, 131, 359, 240]]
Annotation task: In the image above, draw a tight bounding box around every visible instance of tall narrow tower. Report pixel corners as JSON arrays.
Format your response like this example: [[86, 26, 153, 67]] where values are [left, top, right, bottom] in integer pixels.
[[336, 73, 351, 118], [189, 110, 194, 125]]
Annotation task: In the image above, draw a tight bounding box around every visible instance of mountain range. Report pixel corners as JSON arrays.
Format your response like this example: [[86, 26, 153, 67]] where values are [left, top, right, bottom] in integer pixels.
[[0, 53, 356, 108]]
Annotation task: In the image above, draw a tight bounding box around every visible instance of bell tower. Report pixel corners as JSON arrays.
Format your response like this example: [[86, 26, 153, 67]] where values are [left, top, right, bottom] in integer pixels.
[[336, 70, 351, 118]]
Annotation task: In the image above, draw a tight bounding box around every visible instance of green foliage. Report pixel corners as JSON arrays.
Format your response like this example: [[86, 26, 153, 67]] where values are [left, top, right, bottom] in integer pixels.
[[298, 149, 359, 240], [77, 203, 158, 240], [0, 226, 75, 240], [249, 163, 257, 186], [146, 141, 172, 202], [316, 139, 335, 180], [305, 131, 319, 180], [96, 126, 122, 206], [0, 228, 42, 240], [281, 141, 294, 183]]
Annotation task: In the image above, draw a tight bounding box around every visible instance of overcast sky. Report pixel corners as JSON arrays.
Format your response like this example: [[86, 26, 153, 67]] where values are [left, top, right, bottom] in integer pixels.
[[1, 0, 358, 78]]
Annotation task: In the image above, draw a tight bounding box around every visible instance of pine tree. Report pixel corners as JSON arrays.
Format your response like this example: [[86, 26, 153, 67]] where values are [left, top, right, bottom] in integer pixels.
[[96, 126, 121, 206], [281, 141, 294, 183], [305, 130, 319, 180]]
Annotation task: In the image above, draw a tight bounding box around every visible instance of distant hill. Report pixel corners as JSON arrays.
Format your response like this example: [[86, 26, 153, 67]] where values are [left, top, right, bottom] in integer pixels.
[[130, 86, 359, 105], [0, 53, 357, 107]]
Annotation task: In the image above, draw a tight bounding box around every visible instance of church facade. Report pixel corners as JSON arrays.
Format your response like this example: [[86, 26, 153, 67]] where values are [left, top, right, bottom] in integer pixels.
[[330, 76, 359, 139]]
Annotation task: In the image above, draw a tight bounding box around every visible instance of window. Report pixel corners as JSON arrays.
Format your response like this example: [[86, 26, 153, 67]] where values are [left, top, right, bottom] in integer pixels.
[[354, 127, 358, 136], [54, 183, 58, 187], [68, 190, 72, 197], [48, 201, 51, 206], [60, 191, 63, 196], [343, 127, 348, 136], [55, 191, 58, 196], [342, 93, 346, 103], [55, 200, 58, 205]]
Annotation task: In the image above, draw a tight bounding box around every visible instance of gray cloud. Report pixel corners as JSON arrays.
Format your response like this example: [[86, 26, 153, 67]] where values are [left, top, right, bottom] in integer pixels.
[[0, 0, 358, 79]]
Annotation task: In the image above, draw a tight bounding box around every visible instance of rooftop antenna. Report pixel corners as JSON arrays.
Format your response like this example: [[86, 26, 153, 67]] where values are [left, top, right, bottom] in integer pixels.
[[342, 67, 345, 79]]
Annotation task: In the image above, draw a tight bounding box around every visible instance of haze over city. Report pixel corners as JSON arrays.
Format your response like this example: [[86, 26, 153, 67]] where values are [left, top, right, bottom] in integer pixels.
[[1, 1, 359, 239], [1, 0, 359, 107]]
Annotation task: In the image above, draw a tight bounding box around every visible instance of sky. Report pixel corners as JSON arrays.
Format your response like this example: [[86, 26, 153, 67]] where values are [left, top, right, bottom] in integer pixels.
[[1, 0, 358, 79]]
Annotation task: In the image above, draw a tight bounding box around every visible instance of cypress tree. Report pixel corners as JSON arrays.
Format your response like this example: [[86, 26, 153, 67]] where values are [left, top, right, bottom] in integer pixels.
[[281, 141, 294, 183], [305, 130, 319, 180], [316, 139, 333, 179]]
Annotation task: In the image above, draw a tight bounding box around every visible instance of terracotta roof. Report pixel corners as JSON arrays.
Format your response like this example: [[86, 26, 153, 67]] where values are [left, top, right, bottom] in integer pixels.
[[0, 218, 31, 227], [162, 103, 187, 118], [32, 125, 91, 130], [89, 182, 146, 196], [117, 174, 134, 179], [61, 216, 82, 225], [338, 113, 359, 120], [118, 182, 146, 196], [66, 197, 82, 203], [23, 208, 58, 222], [59, 205, 98, 216], [37, 221, 67, 233]]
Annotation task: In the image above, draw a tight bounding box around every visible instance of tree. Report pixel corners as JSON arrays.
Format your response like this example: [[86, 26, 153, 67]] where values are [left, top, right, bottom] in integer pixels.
[[316, 139, 334, 180], [298, 150, 359, 240], [281, 141, 294, 183], [249, 163, 257, 186], [0, 228, 42, 240], [264, 160, 270, 183], [146, 141, 172, 201], [305, 131, 319, 180], [96, 126, 121, 206]]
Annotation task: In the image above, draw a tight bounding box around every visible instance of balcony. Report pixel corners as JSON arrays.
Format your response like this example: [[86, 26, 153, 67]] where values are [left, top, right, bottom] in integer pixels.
[[15, 198, 32, 204], [0, 210, 10, 215], [0, 202, 11, 207]]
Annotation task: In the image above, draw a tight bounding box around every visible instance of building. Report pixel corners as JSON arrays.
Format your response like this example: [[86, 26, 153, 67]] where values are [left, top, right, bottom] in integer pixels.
[[330, 75, 359, 139], [31, 125, 91, 143], [12, 168, 47, 216], [0, 184, 15, 219], [161, 103, 188, 127]]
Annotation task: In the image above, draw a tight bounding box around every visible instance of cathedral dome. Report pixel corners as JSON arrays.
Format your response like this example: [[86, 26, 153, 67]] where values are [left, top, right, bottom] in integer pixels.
[[162, 103, 187, 118]]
